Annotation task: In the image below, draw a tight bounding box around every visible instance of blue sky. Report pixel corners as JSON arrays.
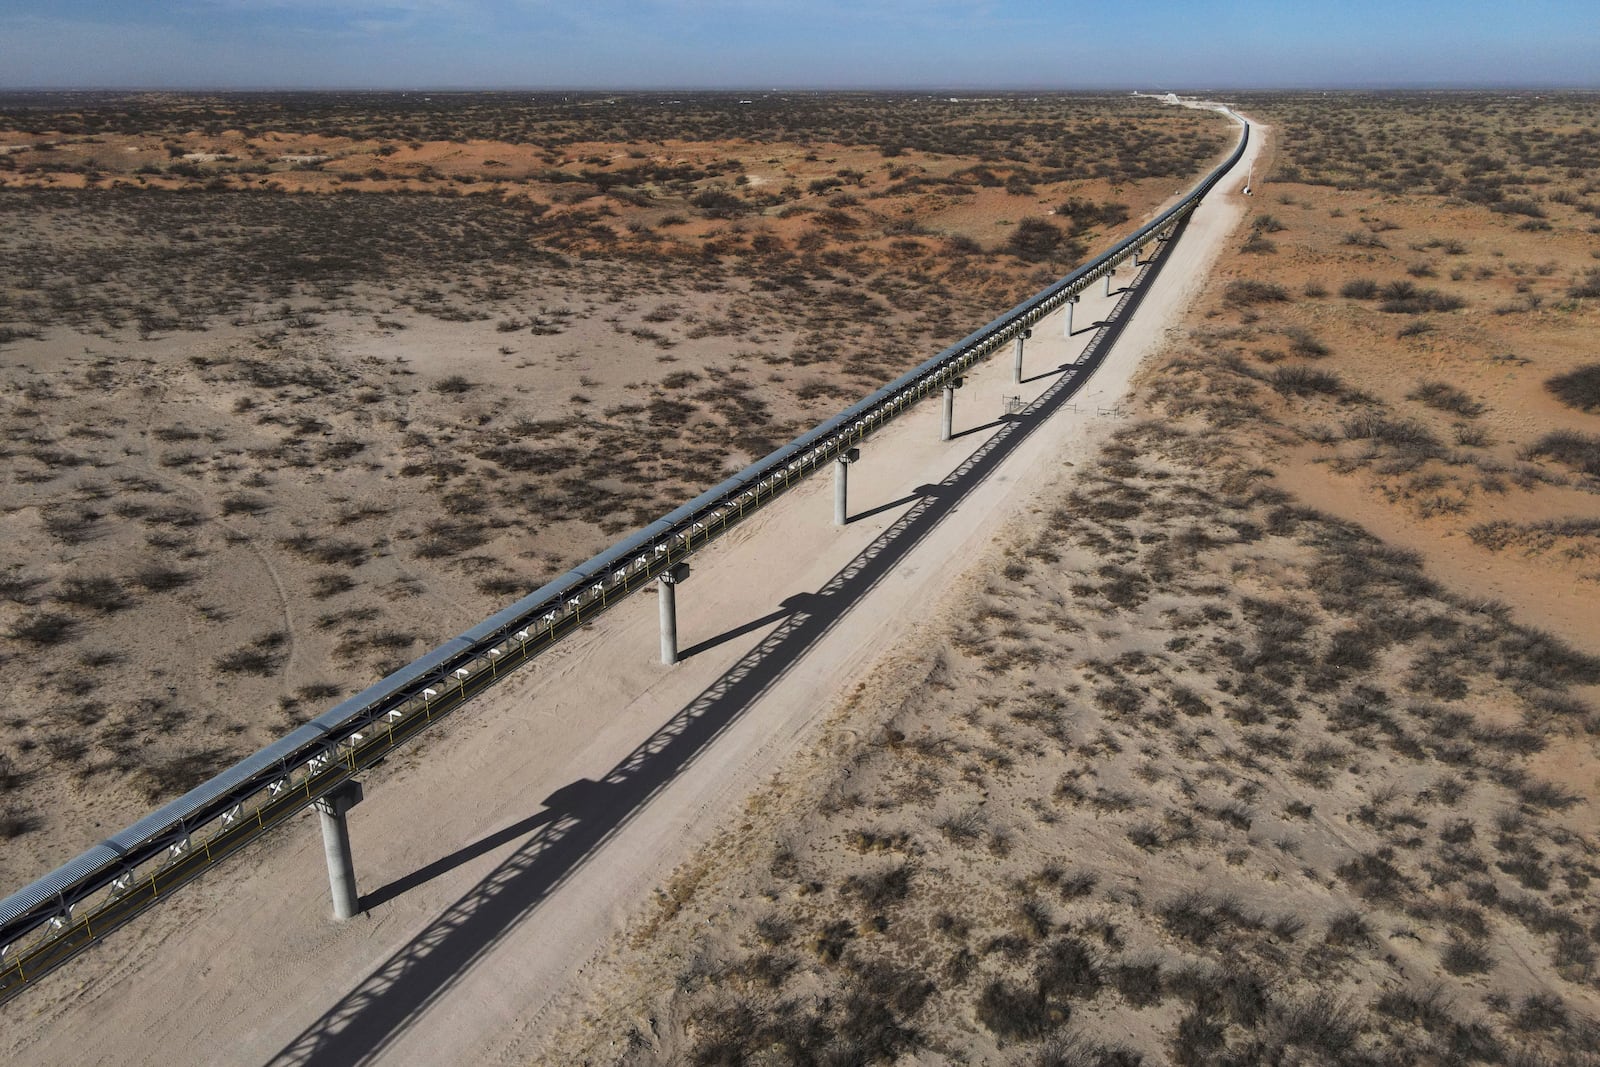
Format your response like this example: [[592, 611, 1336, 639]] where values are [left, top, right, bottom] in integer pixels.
[[1, 1, 1595, 90]]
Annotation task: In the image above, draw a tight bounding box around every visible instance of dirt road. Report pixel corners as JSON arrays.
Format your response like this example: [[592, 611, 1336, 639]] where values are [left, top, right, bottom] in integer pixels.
[[1, 110, 1262, 1067]]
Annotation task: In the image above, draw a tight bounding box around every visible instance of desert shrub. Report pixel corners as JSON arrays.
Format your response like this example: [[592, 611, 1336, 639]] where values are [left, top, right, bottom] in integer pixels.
[[0, 753, 23, 792], [1544, 363, 1600, 412], [939, 808, 985, 843], [1491, 198, 1545, 219], [133, 565, 194, 592], [1169, 1008, 1224, 1065], [1516, 778, 1580, 811], [842, 863, 914, 910], [1340, 278, 1379, 299], [1408, 380, 1484, 417], [1336, 850, 1412, 903], [1034, 1035, 1142, 1067], [943, 234, 982, 256], [1159, 891, 1257, 945], [56, 575, 131, 612], [1568, 269, 1600, 299], [1512, 992, 1569, 1033], [1491, 626, 1600, 685], [1112, 960, 1165, 1007], [0, 808, 39, 839], [1341, 413, 1440, 451], [1284, 328, 1330, 358], [1035, 936, 1102, 1000], [1241, 232, 1276, 254], [310, 573, 356, 599], [221, 493, 271, 516], [1275, 999, 1361, 1056], [689, 186, 748, 218], [7, 611, 79, 645], [1054, 197, 1130, 232], [1058, 871, 1097, 899], [0, 572, 45, 603], [432, 375, 475, 394], [215, 631, 289, 675], [1440, 937, 1493, 976], [280, 533, 368, 566], [1373, 986, 1452, 1028], [41, 507, 101, 544], [414, 520, 490, 559], [1005, 218, 1073, 262], [1341, 230, 1387, 248], [1323, 910, 1373, 948], [1522, 429, 1600, 478], [1378, 281, 1465, 314], [976, 979, 1057, 1041], [1223, 280, 1289, 307], [134, 747, 238, 802]]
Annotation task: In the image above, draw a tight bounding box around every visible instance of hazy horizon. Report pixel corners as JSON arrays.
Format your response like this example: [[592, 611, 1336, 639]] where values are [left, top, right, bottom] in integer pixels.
[[2, 1, 1596, 93], [2, 83, 1598, 95]]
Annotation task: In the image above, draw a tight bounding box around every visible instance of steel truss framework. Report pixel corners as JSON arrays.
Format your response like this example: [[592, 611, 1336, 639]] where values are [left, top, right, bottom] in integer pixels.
[[0, 110, 1248, 1002]]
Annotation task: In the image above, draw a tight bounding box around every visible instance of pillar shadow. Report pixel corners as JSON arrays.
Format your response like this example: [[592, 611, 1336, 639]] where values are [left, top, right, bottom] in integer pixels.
[[949, 413, 1021, 441], [1021, 360, 1085, 386], [678, 592, 816, 660], [846, 483, 942, 525], [358, 809, 559, 912], [267, 206, 1200, 1067]]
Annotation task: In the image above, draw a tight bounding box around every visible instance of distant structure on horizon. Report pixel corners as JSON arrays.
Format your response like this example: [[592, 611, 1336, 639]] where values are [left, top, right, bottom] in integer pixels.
[[1163, 92, 1180, 104]]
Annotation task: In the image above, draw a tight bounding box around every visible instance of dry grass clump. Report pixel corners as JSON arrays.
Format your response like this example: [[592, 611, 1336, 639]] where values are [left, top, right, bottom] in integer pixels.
[[214, 632, 290, 676], [1222, 279, 1289, 308], [1269, 366, 1344, 397], [1407, 380, 1484, 418], [6, 611, 80, 647], [1523, 430, 1600, 480]]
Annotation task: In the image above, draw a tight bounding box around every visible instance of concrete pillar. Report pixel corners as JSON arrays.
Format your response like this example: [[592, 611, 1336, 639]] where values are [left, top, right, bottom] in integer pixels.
[[315, 781, 364, 921], [658, 562, 690, 665], [833, 447, 859, 526], [1063, 296, 1077, 337], [940, 384, 956, 441], [1104, 269, 1115, 297], [1012, 328, 1031, 384]]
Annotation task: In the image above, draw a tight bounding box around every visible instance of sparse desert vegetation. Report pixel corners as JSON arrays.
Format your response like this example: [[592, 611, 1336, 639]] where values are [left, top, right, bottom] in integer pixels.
[[537, 93, 1600, 1065], [545, 410, 1600, 1065], [1173, 92, 1600, 607], [0, 91, 1229, 889]]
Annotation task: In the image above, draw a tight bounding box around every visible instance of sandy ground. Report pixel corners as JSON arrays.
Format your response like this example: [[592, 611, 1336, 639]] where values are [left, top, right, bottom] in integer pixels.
[[0, 112, 1259, 1064]]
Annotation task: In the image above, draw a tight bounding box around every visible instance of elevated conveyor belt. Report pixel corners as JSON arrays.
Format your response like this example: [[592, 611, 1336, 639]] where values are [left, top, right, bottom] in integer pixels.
[[0, 107, 1248, 1002]]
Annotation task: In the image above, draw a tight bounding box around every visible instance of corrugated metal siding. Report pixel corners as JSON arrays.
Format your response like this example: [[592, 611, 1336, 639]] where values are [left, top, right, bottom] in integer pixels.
[[0, 844, 124, 926]]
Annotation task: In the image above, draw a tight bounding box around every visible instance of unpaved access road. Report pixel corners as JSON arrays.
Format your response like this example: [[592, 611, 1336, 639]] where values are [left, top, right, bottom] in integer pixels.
[[1, 110, 1262, 1067]]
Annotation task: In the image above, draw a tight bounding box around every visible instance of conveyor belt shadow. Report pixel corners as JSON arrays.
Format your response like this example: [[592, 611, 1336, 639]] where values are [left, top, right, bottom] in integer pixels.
[[268, 210, 1190, 1067]]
